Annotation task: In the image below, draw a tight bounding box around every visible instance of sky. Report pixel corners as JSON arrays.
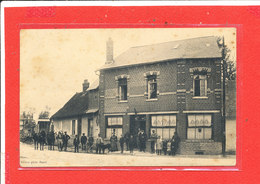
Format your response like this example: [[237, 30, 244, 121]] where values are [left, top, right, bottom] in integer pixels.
[[20, 28, 236, 119]]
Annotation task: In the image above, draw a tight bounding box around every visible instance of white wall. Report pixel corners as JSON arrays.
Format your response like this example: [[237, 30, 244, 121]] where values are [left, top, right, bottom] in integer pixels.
[[82, 117, 88, 135], [53, 118, 78, 135], [81, 115, 100, 139], [53, 116, 100, 138]]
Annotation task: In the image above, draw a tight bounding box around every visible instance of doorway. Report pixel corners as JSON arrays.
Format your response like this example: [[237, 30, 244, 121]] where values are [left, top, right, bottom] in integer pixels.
[[130, 115, 146, 136]]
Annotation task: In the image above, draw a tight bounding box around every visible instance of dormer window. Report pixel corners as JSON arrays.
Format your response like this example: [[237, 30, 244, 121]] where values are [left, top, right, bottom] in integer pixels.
[[148, 75, 157, 99], [118, 78, 127, 101]]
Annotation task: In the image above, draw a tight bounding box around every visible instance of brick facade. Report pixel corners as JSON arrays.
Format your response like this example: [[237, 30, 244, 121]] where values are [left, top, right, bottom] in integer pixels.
[[99, 57, 223, 155]]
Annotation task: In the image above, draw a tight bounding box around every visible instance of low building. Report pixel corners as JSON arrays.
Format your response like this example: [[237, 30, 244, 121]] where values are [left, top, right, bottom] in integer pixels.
[[98, 36, 224, 155], [51, 79, 99, 144]]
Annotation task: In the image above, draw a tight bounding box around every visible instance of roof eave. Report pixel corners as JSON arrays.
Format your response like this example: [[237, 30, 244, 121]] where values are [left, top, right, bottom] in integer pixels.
[[99, 56, 222, 71]]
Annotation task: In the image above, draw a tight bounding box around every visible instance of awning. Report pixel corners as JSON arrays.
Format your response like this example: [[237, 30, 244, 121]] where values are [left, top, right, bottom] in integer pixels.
[[85, 108, 99, 114]]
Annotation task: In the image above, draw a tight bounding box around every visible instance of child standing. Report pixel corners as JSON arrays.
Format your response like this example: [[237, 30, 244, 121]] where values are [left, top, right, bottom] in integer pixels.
[[167, 140, 171, 155], [156, 136, 163, 155]]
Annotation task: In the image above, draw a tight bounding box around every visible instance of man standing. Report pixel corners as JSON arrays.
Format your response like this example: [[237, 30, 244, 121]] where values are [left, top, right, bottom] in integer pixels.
[[62, 131, 70, 151], [124, 132, 130, 151], [139, 130, 147, 152], [56, 131, 63, 151], [87, 136, 94, 153], [119, 134, 125, 154], [81, 133, 87, 151], [129, 135, 135, 154], [73, 135, 79, 153], [150, 129, 158, 153], [39, 130, 46, 151], [96, 134, 103, 154], [32, 132, 39, 150], [172, 132, 180, 156]]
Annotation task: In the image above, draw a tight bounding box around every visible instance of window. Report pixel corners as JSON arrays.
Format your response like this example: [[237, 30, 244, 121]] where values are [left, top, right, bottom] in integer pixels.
[[187, 114, 212, 140], [72, 120, 76, 135], [106, 117, 123, 138], [151, 115, 176, 140], [88, 119, 93, 137], [118, 78, 127, 101], [194, 75, 207, 97], [148, 75, 157, 99]]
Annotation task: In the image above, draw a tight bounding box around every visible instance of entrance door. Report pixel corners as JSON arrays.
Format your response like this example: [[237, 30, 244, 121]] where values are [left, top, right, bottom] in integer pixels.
[[130, 115, 146, 136], [130, 115, 146, 148]]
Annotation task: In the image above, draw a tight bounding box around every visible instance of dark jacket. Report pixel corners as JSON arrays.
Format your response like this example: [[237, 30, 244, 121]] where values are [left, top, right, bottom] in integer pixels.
[[63, 134, 70, 143], [81, 135, 87, 144], [74, 137, 79, 146], [129, 137, 135, 148], [119, 137, 124, 145]]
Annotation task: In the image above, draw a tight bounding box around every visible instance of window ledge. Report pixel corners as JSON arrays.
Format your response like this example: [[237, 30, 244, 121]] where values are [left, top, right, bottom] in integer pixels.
[[146, 98, 158, 102], [118, 100, 128, 103], [192, 96, 208, 99]]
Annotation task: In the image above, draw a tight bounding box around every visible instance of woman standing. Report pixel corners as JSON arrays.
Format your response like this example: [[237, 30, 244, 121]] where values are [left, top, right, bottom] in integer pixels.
[[110, 132, 118, 152]]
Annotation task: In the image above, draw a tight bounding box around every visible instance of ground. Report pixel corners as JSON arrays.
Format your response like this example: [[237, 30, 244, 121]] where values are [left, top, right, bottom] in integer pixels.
[[20, 142, 236, 167]]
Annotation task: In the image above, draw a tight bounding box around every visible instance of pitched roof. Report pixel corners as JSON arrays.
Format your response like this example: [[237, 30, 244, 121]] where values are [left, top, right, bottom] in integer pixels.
[[88, 79, 99, 91], [100, 36, 222, 70], [51, 80, 99, 119], [51, 92, 89, 119]]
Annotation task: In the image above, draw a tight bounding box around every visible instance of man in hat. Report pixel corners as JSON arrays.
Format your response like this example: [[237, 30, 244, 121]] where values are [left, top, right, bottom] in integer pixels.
[[81, 133, 87, 151], [62, 131, 70, 151]]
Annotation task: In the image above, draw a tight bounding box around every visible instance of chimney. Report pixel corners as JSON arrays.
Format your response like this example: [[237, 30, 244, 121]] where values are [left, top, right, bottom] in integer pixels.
[[106, 37, 113, 64], [82, 79, 90, 92]]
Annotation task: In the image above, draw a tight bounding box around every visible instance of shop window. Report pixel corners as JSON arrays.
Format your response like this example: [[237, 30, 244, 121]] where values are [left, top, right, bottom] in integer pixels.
[[151, 115, 176, 140], [148, 75, 157, 99], [106, 116, 123, 138], [194, 75, 207, 97], [118, 78, 127, 101], [187, 114, 212, 140]]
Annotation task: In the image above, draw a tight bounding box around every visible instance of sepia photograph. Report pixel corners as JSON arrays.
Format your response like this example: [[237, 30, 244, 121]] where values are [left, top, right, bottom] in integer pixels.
[[19, 28, 236, 167]]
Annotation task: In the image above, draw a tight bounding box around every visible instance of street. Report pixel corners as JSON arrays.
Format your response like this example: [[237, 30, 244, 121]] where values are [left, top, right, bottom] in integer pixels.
[[20, 142, 236, 167]]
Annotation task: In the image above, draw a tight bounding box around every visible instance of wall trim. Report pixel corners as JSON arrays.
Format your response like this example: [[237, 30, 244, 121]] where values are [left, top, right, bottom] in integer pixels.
[[183, 110, 220, 113], [104, 113, 125, 116], [159, 92, 177, 95], [128, 111, 179, 115]]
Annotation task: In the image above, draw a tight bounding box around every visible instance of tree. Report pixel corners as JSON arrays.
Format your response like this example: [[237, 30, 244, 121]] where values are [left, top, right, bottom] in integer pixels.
[[20, 111, 36, 136], [217, 36, 236, 156], [38, 106, 51, 119], [217, 37, 236, 81], [38, 111, 50, 119]]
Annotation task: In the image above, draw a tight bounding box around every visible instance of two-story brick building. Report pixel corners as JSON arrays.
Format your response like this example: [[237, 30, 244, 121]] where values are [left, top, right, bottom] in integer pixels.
[[98, 36, 223, 155]]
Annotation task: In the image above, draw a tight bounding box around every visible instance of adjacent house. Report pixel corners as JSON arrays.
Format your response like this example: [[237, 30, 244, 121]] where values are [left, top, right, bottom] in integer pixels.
[[51, 79, 99, 143], [98, 36, 224, 155]]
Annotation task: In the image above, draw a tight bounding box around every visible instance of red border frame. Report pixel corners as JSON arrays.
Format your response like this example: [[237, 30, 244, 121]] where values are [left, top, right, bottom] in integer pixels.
[[4, 5, 257, 184]]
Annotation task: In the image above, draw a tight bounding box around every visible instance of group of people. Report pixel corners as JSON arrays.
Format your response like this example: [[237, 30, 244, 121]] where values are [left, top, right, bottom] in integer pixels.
[[72, 133, 94, 153], [151, 130, 180, 156], [106, 129, 180, 156], [32, 130, 93, 153], [32, 130, 49, 150], [107, 133, 136, 154], [31, 129, 180, 156]]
